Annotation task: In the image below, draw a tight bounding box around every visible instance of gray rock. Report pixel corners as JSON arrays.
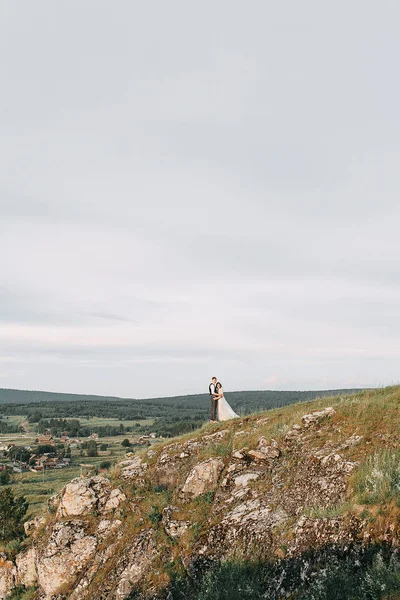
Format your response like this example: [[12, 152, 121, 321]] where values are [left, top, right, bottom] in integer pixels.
[[181, 458, 224, 497]]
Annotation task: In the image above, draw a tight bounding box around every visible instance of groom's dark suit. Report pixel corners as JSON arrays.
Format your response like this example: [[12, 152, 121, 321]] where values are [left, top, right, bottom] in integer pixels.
[[209, 381, 218, 421]]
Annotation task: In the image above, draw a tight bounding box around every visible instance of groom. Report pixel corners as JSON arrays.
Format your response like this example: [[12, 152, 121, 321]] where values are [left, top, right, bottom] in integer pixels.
[[209, 376, 219, 422]]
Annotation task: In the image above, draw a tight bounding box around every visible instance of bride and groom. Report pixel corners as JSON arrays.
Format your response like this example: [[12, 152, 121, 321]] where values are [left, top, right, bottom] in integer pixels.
[[209, 376, 239, 422]]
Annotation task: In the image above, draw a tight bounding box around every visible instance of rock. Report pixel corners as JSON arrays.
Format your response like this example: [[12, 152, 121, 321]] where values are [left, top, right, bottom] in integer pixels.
[[57, 476, 126, 517], [247, 450, 268, 461], [102, 488, 127, 513], [257, 437, 281, 459], [114, 530, 158, 600], [181, 458, 224, 497], [119, 456, 148, 480], [96, 519, 122, 538], [302, 407, 336, 428], [291, 515, 362, 554], [24, 515, 46, 537], [162, 506, 190, 538], [201, 430, 229, 442], [37, 521, 97, 599], [15, 547, 37, 587], [232, 450, 245, 459], [0, 557, 15, 600], [233, 473, 260, 488]]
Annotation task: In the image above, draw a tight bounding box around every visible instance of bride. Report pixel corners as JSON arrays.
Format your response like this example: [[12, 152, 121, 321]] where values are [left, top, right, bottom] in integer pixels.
[[215, 382, 239, 421]]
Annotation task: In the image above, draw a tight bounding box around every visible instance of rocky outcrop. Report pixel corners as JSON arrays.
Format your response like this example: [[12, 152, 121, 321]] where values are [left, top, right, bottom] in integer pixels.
[[57, 476, 126, 517], [114, 530, 158, 600], [119, 456, 148, 481], [302, 406, 336, 427], [3, 400, 398, 599], [37, 521, 97, 598]]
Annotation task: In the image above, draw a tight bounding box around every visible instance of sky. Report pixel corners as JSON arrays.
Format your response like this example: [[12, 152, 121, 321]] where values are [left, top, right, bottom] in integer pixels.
[[1, 1, 400, 398]]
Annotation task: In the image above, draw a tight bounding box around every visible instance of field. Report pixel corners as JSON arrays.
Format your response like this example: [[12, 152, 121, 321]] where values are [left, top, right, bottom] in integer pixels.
[[78, 417, 154, 428]]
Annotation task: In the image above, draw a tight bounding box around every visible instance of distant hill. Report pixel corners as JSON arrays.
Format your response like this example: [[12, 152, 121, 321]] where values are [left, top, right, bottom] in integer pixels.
[[0, 387, 363, 410]]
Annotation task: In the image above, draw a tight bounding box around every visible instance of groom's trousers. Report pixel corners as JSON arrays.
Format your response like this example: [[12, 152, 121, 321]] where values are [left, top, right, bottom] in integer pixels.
[[211, 396, 218, 420]]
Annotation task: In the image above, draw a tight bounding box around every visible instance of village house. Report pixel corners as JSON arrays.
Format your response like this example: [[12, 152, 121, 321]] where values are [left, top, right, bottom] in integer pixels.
[[66, 438, 81, 448], [37, 434, 55, 446], [88, 433, 99, 440], [34, 455, 59, 471]]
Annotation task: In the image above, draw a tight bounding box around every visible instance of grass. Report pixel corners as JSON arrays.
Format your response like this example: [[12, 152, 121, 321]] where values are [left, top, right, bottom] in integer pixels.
[[354, 450, 400, 507], [166, 545, 400, 600]]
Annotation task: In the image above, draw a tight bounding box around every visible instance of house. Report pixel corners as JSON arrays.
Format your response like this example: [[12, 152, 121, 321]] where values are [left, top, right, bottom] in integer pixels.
[[66, 438, 81, 448], [34, 455, 59, 471], [60, 436, 70, 443], [37, 435, 55, 446], [88, 433, 99, 440]]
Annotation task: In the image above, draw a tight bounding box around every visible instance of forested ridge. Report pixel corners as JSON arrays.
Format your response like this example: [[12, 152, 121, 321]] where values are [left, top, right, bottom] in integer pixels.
[[0, 387, 363, 438]]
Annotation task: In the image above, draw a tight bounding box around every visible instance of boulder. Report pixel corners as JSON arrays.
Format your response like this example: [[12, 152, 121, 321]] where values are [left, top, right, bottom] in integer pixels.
[[257, 437, 281, 459], [247, 450, 268, 461], [181, 458, 224, 497], [57, 476, 125, 517], [302, 407, 336, 428]]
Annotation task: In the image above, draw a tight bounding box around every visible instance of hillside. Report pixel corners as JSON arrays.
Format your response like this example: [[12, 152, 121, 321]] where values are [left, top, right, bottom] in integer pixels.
[[0, 386, 399, 599]]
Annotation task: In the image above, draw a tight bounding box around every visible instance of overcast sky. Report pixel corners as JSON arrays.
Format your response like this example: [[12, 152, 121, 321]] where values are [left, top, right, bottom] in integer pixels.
[[1, 1, 400, 398]]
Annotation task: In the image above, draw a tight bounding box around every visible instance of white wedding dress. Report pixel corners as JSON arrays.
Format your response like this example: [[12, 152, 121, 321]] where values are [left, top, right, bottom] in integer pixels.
[[217, 388, 239, 421]]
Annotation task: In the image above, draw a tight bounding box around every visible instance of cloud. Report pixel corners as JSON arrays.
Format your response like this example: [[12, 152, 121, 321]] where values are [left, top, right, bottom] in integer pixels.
[[1, 1, 399, 397]]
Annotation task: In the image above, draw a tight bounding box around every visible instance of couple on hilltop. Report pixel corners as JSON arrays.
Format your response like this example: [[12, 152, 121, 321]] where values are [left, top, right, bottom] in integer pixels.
[[208, 376, 239, 422]]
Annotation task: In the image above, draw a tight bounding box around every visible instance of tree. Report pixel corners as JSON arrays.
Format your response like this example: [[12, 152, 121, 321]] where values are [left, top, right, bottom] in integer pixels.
[[86, 440, 98, 457], [0, 488, 28, 541], [36, 444, 57, 455], [8, 446, 31, 463], [121, 438, 131, 448], [0, 470, 10, 485], [99, 443, 108, 452]]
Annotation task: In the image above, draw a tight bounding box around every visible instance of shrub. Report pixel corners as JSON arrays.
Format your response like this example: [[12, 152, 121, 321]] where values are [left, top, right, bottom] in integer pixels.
[[121, 438, 131, 448], [0, 470, 10, 485], [100, 461, 111, 470], [86, 440, 98, 457], [147, 506, 162, 525], [0, 487, 28, 541]]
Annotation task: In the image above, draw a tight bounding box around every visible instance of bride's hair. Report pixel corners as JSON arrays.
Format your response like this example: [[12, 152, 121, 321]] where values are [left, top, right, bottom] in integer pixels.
[[216, 382, 222, 388]]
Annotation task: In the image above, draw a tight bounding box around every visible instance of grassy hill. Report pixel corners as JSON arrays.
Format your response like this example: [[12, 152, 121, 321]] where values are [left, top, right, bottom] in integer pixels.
[[1, 385, 400, 599]]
